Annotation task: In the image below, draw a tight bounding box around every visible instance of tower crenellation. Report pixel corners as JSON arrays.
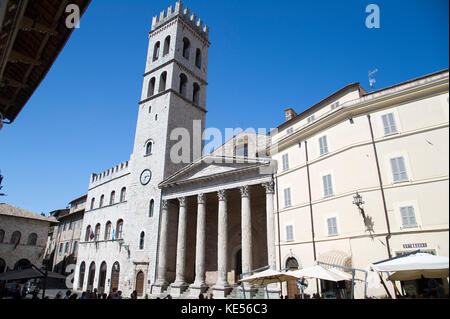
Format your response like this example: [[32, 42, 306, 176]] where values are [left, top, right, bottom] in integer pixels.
[[151, 1, 209, 40]]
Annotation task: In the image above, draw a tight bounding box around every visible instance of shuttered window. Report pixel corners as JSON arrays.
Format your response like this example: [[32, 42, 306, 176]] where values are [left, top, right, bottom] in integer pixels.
[[323, 174, 334, 197], [319, 136, 329, 156], [390, 157, 408, 182], [327, 217, 338, 236], [282, 153, 289, 171], [286, 225, 294, 241], [400, 206, 417, 227], [382, 113, 398, 135], [284, 188, 292, 207]]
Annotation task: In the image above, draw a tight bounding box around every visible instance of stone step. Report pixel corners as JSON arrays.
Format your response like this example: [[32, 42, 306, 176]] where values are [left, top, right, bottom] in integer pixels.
[[153, 284, 275, 299]]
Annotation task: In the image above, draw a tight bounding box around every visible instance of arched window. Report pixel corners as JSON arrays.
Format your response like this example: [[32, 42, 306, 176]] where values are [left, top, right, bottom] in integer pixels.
[[78, 262, 86, 290], [110, 262, 120, 293], [195, 48, 202, 68], [163, 36, 171, 55], [116, 219, 123, 239], [148, 77, 156, 97], [159, 71, 167, 92], [72, 241, 78, 255], [179, 73, 187, 97], [139, 231, 145, 250], [94, 223, 101, 241], [193, 83, 200, 105], [87, 262, 96, 292], [99, 195, 105, 208], [64, 242, 69, 253], [85, 225, 92, 241], [0, 229, 4, 243], [182, 37, 190, 59], [90, 198, 95, 210], [59, 243, 63, 255], [98, 261, 107, 294], [146, 141, 153, 156], [14, 259, 31, 270], [10, 231, 21, 245], [153, 41, 160, 61], [105, 221, 112, 240], [110, 191, 115, 205], [149, 199, 154, 218], [27, 233, 37, 246], [120, 187, 126, 202]]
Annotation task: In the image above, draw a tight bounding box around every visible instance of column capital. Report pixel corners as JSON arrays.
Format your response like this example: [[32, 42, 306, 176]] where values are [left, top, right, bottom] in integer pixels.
[[197, 193, 205, 204], [239, 185, 250, 198], [262, 181, 275, 194], [178, 197, 186, 207], [217, 189, 227, 201], [161, 199, 169, 210]]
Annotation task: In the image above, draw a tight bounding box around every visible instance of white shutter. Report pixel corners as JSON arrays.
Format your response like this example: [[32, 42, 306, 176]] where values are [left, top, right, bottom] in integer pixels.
[[323, 174, 333, 197], [319, 136, 328, 155], [282, 153, 289, 171], [400, 206, 417, 227], [382, 113, 397, 135], [284, 188, 292, 207], [327, 218, 338, 235], [286, 225, 294, 241], [391, 157, 408, 182]]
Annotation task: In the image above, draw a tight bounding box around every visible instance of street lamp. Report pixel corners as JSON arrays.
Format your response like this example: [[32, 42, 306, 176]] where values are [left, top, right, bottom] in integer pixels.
[[353, 192, 364, 208], [353, 192, 366, 220]]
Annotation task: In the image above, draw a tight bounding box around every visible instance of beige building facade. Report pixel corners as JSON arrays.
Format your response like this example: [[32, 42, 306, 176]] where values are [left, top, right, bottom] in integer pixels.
[[44, 195, 86, 275], [270, 70, 449, 298], [0, 203, 57, 273]]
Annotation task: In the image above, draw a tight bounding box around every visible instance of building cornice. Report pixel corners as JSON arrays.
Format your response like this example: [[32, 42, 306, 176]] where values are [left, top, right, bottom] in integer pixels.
[[272, 74, 449, 153]]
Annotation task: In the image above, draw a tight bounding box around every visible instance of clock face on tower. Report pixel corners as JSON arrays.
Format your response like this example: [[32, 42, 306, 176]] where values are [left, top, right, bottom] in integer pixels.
[[140, 169, 152, 185]]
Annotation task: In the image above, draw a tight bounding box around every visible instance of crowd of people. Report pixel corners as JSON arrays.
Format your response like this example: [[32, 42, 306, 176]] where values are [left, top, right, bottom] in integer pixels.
[[54, 288, 126, 300]]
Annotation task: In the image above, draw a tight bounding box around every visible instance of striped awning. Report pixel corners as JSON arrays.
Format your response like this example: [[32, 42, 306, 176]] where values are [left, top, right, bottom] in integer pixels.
[[317, 250, 352, 271]]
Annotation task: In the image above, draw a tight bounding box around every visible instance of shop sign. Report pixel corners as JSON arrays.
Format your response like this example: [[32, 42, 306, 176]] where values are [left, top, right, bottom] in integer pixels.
[[402, 243, 427, 249]]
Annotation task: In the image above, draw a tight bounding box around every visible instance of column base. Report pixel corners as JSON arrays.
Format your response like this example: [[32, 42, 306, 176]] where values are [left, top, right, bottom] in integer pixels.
[[212, 284, 232, 299], [189, 283, 209, 297], [235, 285, 259, 299], [152, 280, 169, 295], [266, 284, 281, 299], [170, 281, 189, 296]]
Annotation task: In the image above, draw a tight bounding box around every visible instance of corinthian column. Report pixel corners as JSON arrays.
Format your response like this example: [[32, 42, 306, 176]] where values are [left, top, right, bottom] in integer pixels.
[[213, 189, 231, 298], [192, 194, 207, 290], [154, 199, 169, 293], [171, 197, 188, 293], [263, 181, 276, 270], [239, 185, 253, 285]]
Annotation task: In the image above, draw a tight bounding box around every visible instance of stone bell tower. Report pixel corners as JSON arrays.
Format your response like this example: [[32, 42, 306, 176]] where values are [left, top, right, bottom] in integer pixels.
[[126, 1, 211, 291]]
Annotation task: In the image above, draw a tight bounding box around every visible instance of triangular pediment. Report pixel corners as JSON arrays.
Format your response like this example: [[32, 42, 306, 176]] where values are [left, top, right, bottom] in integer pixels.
[[160, 155, 273, 187]]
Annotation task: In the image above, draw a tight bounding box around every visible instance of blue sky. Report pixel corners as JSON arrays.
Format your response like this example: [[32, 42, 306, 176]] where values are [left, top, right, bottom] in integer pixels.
[[0, 0, 448, 215]]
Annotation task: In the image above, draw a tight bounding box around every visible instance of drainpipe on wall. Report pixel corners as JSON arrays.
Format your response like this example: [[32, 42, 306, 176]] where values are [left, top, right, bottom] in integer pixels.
[[304, 140, 319, 294], [367, 114, 392, 259], [274, 174, 283, 293]]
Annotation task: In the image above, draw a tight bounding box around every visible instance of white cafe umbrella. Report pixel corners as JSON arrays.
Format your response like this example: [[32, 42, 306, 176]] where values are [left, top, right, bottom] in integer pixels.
[[328, 268, 353, 281], [239, 269, 298, 286], [371, 253, 449, 281], [287, 265, 351, 282]]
